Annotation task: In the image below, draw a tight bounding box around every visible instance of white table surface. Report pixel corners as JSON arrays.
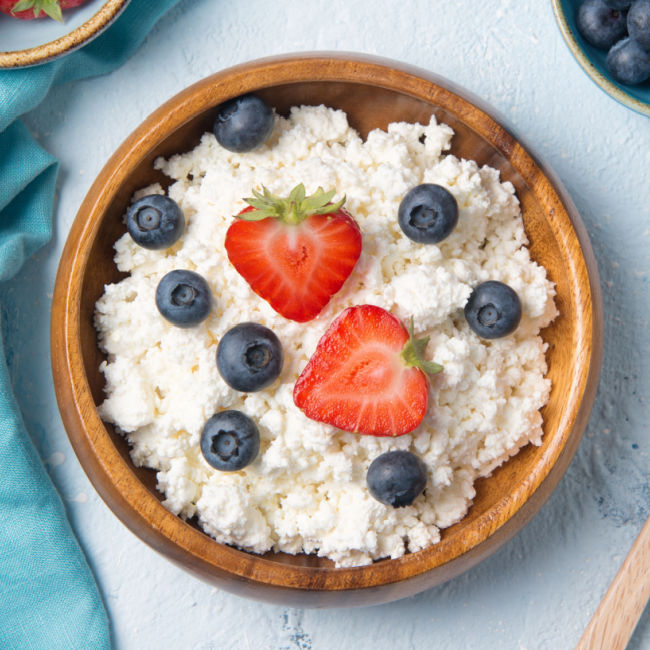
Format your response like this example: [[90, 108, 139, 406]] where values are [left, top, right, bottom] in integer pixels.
[[2, 0, 649, 648]]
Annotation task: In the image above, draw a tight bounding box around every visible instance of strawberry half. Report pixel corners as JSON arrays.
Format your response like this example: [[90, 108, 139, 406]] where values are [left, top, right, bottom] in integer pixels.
[[293, 305, 443, 436], [0, 0, 87, 20], [224, 184, 362, 322]]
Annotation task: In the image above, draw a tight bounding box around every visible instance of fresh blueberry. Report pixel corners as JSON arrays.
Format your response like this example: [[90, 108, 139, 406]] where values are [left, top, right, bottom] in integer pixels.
[[577, 0, 628, 49], [464, 281, 522, 339], [126, 194, 185, 250], [155, 269, 211, 328], [213, 93, 274, 153], [217, 323, 283, 392], [398, 184, 459, 244], [604, 0, 632, 9], [628, 0, 650, 51], [200, 410, 260, 471], [367, 451, 428, 508], [607, 37, 650, 83]]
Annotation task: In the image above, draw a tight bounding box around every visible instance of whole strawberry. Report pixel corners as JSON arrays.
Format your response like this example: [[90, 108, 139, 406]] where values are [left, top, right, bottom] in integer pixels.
[[0, 0, 87, 20], [225, 184, 362, 323], [293, 305, 443, 437]]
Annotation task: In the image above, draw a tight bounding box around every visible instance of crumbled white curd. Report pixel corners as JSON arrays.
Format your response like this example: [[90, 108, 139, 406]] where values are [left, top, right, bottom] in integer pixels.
[[94, 106, 558, 567]]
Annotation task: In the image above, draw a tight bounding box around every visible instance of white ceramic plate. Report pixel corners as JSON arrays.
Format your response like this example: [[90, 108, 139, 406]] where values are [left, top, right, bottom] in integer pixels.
[[0, 0, 129, 68]]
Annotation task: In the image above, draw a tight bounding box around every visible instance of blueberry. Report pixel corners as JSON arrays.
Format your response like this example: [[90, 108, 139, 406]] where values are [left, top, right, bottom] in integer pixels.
[[217, 323, 283, 392], [607, 37, 650, 83], [126, 194, 185, 250], [577, 0, 628, 49], [628, 0, 650, 51], [397, 184, 459, 244], [155, 269, 211, 328], [367, 451, 428, 508], [464, 281, 522, 339], [200, 410, 260, 471], [213, 93, 274, 153], [604, 0, 632, 9]]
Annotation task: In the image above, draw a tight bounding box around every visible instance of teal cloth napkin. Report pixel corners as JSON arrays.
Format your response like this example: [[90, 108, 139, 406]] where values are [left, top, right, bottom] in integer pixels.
[[0, 1, 181, 647]]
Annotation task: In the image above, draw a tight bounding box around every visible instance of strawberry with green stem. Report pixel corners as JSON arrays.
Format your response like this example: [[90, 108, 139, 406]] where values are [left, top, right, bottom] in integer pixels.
[[225, 184, 362, 323], [0, 0, 87, 21], [293, 305, 443, 436]]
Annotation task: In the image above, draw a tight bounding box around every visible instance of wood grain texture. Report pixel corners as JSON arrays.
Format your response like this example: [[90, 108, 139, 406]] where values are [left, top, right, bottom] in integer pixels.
[[576, 518, 650, 650], [50, 54, 604, 607]]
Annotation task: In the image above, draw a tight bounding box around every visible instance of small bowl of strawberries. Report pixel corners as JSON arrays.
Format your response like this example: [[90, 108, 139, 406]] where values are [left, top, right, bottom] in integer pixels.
[[0, 0, 130, 68]]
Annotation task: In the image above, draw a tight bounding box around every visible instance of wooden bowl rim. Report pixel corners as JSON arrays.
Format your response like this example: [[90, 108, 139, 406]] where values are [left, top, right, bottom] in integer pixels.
[[51, 53, 603, 595], [0, 0, 130, 69]]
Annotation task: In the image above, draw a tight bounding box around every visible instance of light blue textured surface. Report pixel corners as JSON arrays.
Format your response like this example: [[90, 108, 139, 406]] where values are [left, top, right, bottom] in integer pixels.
[[1, 0, 648, 648]]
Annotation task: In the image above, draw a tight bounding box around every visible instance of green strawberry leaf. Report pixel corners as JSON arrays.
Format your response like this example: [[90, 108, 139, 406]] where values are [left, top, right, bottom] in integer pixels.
[[11, 0, 63, 21], [401, 317, 443, 377], [239, 184, 346, 224]]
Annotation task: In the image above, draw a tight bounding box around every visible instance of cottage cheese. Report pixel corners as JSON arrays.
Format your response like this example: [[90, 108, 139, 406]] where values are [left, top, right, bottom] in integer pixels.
[[95, 106, 558, 567]]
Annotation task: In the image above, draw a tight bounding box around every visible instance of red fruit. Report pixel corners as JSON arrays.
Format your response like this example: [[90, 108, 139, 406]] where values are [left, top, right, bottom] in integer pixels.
[[225, 184, 362, 322], [293, 305, 443, 436], [0, 0, 87, 20]]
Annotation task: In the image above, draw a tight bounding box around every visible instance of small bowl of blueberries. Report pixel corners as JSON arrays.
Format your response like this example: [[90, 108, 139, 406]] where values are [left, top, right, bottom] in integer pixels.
[[552, 0, 650, 115]]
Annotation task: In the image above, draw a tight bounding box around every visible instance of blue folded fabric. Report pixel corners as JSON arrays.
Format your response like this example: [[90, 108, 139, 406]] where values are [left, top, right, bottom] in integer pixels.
[[0, 1, 180, 647]]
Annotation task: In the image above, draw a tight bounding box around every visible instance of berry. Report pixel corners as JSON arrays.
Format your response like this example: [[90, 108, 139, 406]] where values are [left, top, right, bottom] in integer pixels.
[[397, 184, 458, 244], [464, 281, 522, 339], [126, 194, 185, 250], [217, 323, 283, 392], [213, 94, 274, 153], [604, 0, 632, 8], [367, 450, 428, 507], [293, 305, 442, 437], [225, 184, 362, 322], [628, 0, 650, 51], [577, 0, 628, 49], [155, 270, 211, 328], [607, 37, 650, 83], [0, 0, 87, 20], [200, 410, 260, 471]]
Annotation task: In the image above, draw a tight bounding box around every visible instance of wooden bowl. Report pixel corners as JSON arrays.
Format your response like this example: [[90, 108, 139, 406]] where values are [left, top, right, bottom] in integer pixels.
[[51, 54, 603, 607]]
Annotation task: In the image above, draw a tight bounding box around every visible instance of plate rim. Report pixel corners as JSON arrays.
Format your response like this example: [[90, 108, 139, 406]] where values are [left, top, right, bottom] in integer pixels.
[[0, 0, 130, 69]]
